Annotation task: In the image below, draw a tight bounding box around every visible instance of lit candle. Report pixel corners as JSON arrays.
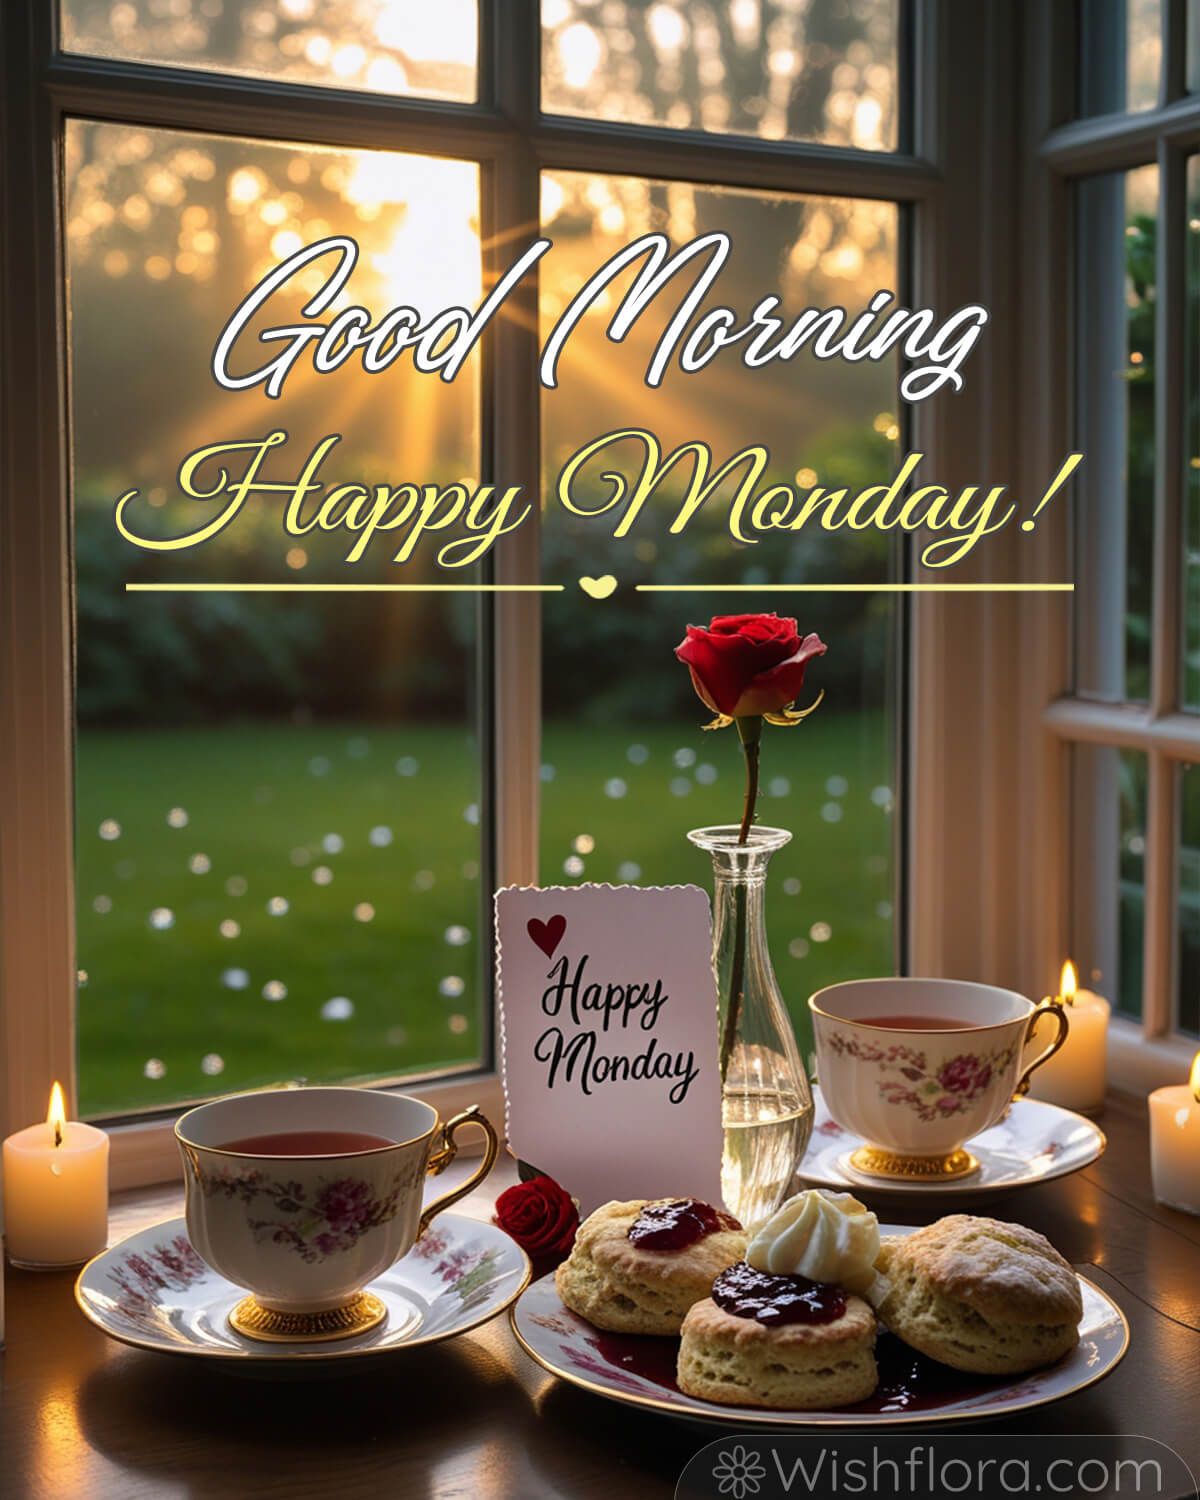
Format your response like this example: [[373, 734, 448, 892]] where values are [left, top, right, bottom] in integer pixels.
[[2, 1084, 109, 1268], [1026, 961, 1109, 1114], [1148, 1052, 1200, 1217]]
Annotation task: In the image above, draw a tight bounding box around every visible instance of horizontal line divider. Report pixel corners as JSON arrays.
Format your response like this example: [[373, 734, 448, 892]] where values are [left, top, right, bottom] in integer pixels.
[[636, 582, 1075, 593], [125, 583, 563, 593], [126, 581, 1073, 594]]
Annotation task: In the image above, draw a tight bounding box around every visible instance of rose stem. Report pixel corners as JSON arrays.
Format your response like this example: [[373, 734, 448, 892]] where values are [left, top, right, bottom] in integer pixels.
[[722, 717, 763, 1082]]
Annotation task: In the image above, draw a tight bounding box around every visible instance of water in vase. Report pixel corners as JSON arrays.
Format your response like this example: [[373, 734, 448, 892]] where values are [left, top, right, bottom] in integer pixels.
[[721, 1089, 814, 1229]]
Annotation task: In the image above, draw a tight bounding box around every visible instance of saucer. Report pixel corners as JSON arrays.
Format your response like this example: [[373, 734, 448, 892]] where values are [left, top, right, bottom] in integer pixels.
[[799, 1089, 1105, 1198], [511, 1244, 1128, 1428], [76, 1212, 530, 1373]]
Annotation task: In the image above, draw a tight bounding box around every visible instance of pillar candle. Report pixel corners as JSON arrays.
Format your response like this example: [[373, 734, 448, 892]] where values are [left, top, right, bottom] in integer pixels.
[[2, 1084, 109, 1268], [1148, 1053, 1200, 1216], [1026, 961, 1109, 1114]]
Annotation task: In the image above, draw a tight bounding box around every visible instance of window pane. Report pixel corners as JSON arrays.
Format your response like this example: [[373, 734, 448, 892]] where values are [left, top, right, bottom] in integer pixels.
[[1074, 166, 1157, 703], [61, 1, 477, 102], [1185, 156, 1200, 708], [66, 122, 484, 1116], [541, 0, 899, 151], [538, 171, 899, 1065], [1079, 0, 1162, 115], [1179, 764, 1200, 1036], [1072, 745, 1146, 1020]]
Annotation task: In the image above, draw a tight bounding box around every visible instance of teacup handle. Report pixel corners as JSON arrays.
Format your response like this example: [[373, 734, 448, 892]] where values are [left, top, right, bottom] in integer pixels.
[[418, 1105, 500, 1238], [1013, 1000, 1070, 1097]]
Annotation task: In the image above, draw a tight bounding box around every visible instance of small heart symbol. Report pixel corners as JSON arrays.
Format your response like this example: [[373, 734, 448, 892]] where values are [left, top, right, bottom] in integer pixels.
[[579, 574, 617, 600], [527, 914, 566, 959]]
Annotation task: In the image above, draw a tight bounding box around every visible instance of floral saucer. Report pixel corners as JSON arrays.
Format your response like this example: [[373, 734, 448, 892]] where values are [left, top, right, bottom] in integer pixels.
[[75, 1212, 530, 1373], [799, 1090, 1105, 1198], [511, 1238, 1128, 1428]]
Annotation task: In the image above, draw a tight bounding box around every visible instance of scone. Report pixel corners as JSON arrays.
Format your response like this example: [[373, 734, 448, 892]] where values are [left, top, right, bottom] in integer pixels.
[[876, 1214, 1083, 1375], [678, 1265, 878, 1409], [555, 1198, 745, 1335]]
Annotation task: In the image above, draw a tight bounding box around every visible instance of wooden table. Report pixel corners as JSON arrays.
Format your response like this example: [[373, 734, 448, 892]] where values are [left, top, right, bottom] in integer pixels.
[[2, 1091, 1198, 1499]]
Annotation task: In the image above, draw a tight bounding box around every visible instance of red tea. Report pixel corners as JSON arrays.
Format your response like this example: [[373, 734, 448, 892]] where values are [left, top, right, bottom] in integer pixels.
[[217, 1130, 394, 1155], [855, 1014, 973, 1030]]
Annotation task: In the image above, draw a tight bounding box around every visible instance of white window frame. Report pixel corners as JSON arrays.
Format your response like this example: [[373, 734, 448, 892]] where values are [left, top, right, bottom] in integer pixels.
[[1025, 0, 1200, 1090], [2, 0, 1095, 1190]]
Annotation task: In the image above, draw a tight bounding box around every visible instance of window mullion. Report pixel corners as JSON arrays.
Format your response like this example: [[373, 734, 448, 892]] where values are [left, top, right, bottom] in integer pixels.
[[1141, 132, 1187, 1036], [488, 3, 542, 893]]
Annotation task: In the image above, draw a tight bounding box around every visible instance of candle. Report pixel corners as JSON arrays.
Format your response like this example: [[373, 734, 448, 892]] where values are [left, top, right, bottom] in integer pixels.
[[1148, 1052, 1200, 1216], [2, 1084, 109, 1268], [1026, 961, 1109, 1114]]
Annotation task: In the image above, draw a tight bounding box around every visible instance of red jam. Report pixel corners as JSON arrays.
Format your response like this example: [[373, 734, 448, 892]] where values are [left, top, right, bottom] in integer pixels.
[[627, 1199, 741, 1252], [711, 1262, 847, 1326]]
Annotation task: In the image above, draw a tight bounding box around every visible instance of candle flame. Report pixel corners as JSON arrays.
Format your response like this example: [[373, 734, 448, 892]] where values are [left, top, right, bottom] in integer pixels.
[[1190, 1050, 1200, 1105], [1059, 961, 1077, 1007], [47, 1081, 66, 1148]]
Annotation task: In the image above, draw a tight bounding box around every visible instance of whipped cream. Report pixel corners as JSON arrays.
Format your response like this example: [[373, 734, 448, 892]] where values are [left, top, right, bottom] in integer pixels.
[[746, 1189, 881, 1296]]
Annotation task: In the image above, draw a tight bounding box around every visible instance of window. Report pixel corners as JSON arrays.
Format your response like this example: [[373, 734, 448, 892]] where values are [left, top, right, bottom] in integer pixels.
[[1, 1, 925, 1176], [1039, 2, 1200, 1082]]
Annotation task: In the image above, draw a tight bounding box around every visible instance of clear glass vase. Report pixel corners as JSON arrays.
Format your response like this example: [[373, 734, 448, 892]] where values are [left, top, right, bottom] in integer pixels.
[[688, 824, 814, 1228]]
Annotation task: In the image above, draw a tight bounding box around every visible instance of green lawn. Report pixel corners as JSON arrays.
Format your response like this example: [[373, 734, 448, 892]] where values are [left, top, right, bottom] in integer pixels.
[[77, 715, 894, 1117]]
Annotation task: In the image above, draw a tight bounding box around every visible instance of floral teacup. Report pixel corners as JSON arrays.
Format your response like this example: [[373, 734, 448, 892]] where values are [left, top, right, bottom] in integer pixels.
[[809, 978, 1068, 1181], [176, 1086, 498, 1338]]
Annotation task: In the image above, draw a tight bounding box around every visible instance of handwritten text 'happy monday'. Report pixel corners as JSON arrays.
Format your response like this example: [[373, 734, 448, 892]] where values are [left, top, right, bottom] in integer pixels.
[[111, 234, 1080, 571]]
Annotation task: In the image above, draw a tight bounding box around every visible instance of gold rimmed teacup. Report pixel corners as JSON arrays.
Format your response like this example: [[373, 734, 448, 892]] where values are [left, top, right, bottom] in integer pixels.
[[176, 1087, 499, 1343], [810, 978, 1070, 1181]]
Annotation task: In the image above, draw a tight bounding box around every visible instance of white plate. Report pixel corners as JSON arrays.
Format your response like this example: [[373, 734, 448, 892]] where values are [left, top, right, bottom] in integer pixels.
[[76, 1213, 530, 1372], [510, 1232, 1129, 1428], [799, 1090, 1106, 1198]]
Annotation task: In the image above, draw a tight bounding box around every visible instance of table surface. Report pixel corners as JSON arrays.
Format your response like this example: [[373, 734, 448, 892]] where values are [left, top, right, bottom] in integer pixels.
[[2, 1091, 1199, 1500]]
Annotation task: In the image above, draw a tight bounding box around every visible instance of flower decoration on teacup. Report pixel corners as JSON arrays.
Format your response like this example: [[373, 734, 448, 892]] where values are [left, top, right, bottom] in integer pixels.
[[494, 1172, 579, 1256], [825, 1032, 1018, 1123]]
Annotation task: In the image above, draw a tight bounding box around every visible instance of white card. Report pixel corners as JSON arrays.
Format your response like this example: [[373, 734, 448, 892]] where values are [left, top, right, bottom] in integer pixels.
[[496, 883, 724, 1214]]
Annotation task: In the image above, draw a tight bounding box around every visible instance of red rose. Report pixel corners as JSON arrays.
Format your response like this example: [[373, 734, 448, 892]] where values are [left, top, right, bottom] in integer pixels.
[[494, 1175, 579, 1256], [675, 614, 827, 718]]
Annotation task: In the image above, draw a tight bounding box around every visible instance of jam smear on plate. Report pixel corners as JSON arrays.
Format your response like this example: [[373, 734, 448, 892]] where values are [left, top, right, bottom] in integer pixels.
[[711, 1262, 847, 1327], [586, 1327, 1006, 1414], [627, 1199, 741, 1252]]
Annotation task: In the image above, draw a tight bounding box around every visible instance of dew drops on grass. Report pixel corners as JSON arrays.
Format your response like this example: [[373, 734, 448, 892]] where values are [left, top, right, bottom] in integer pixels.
[[439, 976, 465, 998], [149, 907, 174, 931], [221, 968, 249, 990], [617, 861, 641, 881], [312, 865, 333, 886], [99, 819, 121, 841], [444, 925, 470, 946], [353, 902, 375, 922], [188, 853, 211, 874], [201, 1053, 224, 1076], [322, 833, 344, 855], [368, 825, 393, 847], [266, 896, 289, 916], [225, 875, 248, 897], [166, 807, 188, 828], [809, 922, 832, 943], [144, 1059, 166, 1080], [604, 777, 627, 799], [219, 919, 240, 939], [262, 980, 287, 1001], [321, 996, 354, 1021]]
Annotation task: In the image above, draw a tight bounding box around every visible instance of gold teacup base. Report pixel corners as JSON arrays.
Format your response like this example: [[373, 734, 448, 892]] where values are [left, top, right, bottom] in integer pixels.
[[848, 1145, 980, 1183], [229, 1290, 388, 1343]]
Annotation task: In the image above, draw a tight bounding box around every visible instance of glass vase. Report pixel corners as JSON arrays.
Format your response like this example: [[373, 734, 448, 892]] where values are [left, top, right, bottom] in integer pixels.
[[688, 824, 814, 1228]]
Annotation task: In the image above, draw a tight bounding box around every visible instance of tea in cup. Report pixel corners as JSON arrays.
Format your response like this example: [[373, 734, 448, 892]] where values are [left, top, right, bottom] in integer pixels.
[[176, 1086, 498, 1340], [809, 978, 1068, 1181]]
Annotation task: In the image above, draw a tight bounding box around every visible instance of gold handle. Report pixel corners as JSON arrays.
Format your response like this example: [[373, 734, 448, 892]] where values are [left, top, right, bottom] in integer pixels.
[[417, 1105, 500, 1238], [1013, 1000, 1070, 1097]]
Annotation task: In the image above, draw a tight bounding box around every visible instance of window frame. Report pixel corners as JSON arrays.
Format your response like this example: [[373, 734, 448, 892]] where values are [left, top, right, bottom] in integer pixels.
[[0, 0, 960, 1186], [1032, 0, 1200, 1088]]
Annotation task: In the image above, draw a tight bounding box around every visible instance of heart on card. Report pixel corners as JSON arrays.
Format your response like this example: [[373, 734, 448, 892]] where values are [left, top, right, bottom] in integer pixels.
[[527, 914, 567, 959], [578, 575, 617, 600]]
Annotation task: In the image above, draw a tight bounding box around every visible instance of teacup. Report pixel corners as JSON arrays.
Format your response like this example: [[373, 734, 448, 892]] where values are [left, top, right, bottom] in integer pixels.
[[809, 978, 1068, 1181], [176, 1086, 498, 1339]]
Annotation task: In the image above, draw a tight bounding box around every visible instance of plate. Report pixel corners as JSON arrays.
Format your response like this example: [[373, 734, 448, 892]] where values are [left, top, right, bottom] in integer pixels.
[[510, 1233, 1128, 1428], [799, 1090, 1105, 1198], [76, 1213, 530, 1372]]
